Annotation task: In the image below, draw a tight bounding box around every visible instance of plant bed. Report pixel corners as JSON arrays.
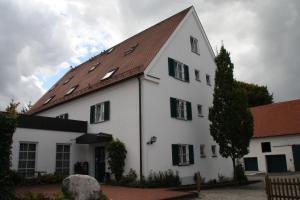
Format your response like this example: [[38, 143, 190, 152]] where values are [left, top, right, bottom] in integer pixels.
[[171, 179, 262, 192]]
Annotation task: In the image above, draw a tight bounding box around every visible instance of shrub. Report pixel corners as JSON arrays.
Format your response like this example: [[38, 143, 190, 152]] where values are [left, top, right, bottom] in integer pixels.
[[143, 169, 180, 188], [217, 173, 231, 183], [119, 169, 138, 186], [107, 139, 127, 181]]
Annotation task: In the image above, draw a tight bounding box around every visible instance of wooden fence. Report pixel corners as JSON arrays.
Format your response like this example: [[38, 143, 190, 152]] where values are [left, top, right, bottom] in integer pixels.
[[265, 175, 300, 200]]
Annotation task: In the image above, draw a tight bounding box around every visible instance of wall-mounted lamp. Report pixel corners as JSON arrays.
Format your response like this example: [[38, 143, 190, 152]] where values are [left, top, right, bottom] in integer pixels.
[[147, 136, 157, 145]]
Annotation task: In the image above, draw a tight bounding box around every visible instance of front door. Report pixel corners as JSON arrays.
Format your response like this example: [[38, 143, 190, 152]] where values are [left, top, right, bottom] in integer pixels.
[[292, 145, 300, 171], [95, 147, 106, 182]]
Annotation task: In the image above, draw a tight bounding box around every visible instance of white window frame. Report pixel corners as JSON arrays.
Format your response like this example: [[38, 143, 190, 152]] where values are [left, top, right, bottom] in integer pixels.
[[179, 144, 189, 165], [174, 62, 185, 80], [55, 144, 71, 176], [65, 85, 77, 96], [44, 96, 54, 105], [18, 142, 37, 177], [197, 104, 203, 117], [211, 145, 217, 157], [195, 69, 200, 81], [94, 102, 105, 123], [206, 74, 211, 86], [177, 100, 187, 120], [200, 144, 206, 158], [190, 36, 199, 54]]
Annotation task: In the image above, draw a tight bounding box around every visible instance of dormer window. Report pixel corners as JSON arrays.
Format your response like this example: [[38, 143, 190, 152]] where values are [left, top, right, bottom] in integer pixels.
[[106, 47, 114, 54], [190, 36, 199, 54], [63, 76, 73, 85], [44, 96, 55, 105], [124, 43, 139, 56], [89, 62, 100, 73], [65, 85, 78, 96], [101, 68, 118, 80]]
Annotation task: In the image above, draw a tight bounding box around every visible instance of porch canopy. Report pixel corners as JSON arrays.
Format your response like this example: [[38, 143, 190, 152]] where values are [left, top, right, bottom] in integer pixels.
[[76, 132, 112, 144]]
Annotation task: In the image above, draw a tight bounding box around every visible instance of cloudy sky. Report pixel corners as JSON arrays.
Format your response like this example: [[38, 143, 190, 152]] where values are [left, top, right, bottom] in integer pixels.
[[0, 0, 299, 110]]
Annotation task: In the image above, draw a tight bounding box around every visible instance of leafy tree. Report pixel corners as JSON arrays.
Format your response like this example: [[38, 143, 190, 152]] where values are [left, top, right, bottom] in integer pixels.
[[236, 81, 273, 107], [209, 45, 253, 180], [107, 139, 127, 181], [0, 101, 19, 199]]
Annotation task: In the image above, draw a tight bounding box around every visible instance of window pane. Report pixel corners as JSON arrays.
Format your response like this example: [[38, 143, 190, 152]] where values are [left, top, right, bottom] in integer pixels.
[[27, 161, 35, 169], [63, 153, 70, 160], [19, 152, 27, 160], [27, 169, 35, 177], [28, 152, 35, 160], [28, 144, 36, 151], [64, 145, 70, 152], [18, 161, 26, 169], [63, 161, 69, 168], [20, 143, 28, 151], [56, 153, 62, 160], [57, 145, 63, 152], [56, 161, 62, 168]]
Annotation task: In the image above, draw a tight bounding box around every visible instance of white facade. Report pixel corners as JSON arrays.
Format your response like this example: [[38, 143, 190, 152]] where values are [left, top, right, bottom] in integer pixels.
[[244, 135, 300, 173], [11, 128, 88, 174], [11, 8, 233, 184]]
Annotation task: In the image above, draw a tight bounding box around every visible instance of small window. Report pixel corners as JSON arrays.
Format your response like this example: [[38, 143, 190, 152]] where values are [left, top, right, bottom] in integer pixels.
[[65, 85, 78, 96], [172, 144, 194, 166], [200, 145, 206, 158], [179, 144, 189, 165], [18, 143, 36, 177], [206, 74, 211, 86], [101, 68, 117, 80], [44, 96, 55, 105], [261, 142, 271, 152], [90, 101, 110, 124], [89, 62, 100, 73], [124, 43, 138, 56], [55, 144, 70, 176], [190, 36, 199, 54], [211, 145, 217, 157], [56, 113, 68, 119], [175, 62, 185, 80], [197, 104, 203, 117], [106, 47, 114, 54], [195, 70, 200, 81], [63, 76, 73, 85]]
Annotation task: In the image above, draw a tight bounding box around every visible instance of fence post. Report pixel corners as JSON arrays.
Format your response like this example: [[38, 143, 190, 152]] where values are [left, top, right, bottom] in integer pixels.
[[265, 175, 271, 200], [196, 172, 201, 198]]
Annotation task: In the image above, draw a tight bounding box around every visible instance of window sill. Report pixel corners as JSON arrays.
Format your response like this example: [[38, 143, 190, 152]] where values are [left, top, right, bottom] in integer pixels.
[[200, 155, 206, 158], [172, 76, 189, 83], [173, 117, 192, 121], [91, 120, 109, 125], [191, 51, 200, 56], [178, 163, 191, 166], [198, 114, 204, 118], [212, 155, 217, 158], [195, 79, 201, 82]]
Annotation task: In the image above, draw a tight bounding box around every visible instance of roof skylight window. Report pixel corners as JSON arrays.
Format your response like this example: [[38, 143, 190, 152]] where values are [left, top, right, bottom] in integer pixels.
[[44, 96, 55, 105], [65, 85, 78, 96], [63, 76, 73, 85], [101, 68, 118, 80], [106, 47, 114, 54], [89, 62, 100, 73], [124, 43, 139, 56]]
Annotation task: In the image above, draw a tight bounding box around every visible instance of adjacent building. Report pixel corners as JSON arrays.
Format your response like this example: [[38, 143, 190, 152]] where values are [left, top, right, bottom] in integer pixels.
[[11, 6, 233, 185], [244, 99, 300, 173]]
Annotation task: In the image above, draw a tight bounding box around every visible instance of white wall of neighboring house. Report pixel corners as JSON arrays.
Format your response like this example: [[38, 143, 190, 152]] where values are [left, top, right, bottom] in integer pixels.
[[142, 10, 232, 184], [37, 78, 141, 176], [244, 135, 300, 172], [11, 128, 88, 174]]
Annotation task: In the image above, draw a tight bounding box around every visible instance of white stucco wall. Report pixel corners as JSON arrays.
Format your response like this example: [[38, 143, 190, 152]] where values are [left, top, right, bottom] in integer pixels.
[[37, 78, 140, 176], [11, 127, 88, 174], [142, 10, 232, 184], [244, 135, 300, 172]]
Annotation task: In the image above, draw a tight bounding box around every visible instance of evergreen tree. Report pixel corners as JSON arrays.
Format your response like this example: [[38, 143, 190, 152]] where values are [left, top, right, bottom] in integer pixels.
[[209, 45, 253, 180]]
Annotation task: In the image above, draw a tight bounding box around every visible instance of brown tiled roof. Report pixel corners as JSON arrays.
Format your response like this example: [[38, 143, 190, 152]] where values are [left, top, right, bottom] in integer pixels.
[[251, 99, 300, 138], [29, 7, 191, 115]]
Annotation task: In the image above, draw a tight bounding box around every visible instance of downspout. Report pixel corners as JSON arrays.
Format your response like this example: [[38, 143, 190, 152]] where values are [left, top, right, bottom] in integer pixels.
[[138, 77, 143, 181]]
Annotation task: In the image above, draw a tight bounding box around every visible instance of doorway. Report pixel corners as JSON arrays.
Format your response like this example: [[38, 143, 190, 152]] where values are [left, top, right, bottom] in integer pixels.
[[95, 147, 106, 182]]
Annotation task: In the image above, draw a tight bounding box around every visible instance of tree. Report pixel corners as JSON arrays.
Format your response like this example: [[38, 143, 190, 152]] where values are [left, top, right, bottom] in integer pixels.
[[21, 101, 33, 114], [236, 81, 273, 107], [209, 45, 253, 180], [107, 139, 127, 181], [0, 101, 19, 199]]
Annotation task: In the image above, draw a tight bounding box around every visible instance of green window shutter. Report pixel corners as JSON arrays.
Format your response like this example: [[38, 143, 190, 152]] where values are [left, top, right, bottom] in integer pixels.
[[172, 144, 179, 165], [168, 58, 175, 77], [90, 105, 95, 124], [184, 65, 189, 82], [104, 101, 110, 121], [170, 97, 177, 118], [189, 145, 194, 165], [186, 101, 192, 120]]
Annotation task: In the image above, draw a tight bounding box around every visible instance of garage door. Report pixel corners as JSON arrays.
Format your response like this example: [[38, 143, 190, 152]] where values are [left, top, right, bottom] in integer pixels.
[[266, 155, 287, 173], [244, 157, 258, 171], [292, 145, 300, 171]]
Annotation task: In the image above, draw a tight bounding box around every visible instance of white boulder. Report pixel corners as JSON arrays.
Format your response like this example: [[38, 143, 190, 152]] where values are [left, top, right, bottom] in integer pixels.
[[62, 174, 101, 200]]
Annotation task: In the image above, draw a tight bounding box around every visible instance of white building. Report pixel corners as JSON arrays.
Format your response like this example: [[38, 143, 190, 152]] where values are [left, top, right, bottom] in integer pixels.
[[11, 6, 233, 185], [244, 99, 300, 173]]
